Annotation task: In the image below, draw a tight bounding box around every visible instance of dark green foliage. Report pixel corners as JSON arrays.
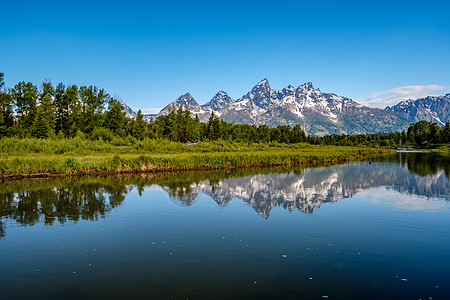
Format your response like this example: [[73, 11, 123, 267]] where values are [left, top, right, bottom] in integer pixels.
[[39, 94, 55, 132], [132, 110, 146, 140], [0, 111, 6, 137], [40, 80, 54, 98], [54, 82, 68, 135], [11, 81, 38, 130], [206, 112, 221, 141], [104, 99, 126, 136], [78, 85, 109, 133], [0, 74, 14, 137], [442, 122, 450, 144], [64, 158, 79, 170], [91, 127, 114, 141], [257, 125, 270, 143], [291, 125, 306, 143], [31, 106, 51, 138], [407, 120, 447, 146]]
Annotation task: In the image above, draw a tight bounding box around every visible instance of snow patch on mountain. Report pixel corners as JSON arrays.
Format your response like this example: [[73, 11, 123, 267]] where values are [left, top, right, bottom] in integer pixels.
[[124, 78, 415, 135], [385, 94, 450, 125]]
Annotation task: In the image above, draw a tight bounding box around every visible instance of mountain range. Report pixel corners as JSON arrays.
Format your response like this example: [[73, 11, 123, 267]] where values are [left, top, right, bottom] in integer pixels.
[[123, 79, 450, 136], [385, 94, 450, 126], [159, 161, 449, 218]]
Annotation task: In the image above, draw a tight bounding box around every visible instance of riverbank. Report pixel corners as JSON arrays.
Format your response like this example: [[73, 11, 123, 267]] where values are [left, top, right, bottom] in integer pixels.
[[0, 138, 391, 180], [396, 145, 450, 153]]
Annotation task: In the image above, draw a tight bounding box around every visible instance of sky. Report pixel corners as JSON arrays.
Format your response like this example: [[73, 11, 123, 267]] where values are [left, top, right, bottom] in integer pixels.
[[1, 0, 450, 112]]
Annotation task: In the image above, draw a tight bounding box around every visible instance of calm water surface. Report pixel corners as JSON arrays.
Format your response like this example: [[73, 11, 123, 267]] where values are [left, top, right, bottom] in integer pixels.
[[1, 152, 449, 299]]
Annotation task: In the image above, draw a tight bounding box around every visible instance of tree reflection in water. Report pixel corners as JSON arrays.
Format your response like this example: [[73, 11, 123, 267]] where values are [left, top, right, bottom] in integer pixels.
[[0, 152, 448, 238]]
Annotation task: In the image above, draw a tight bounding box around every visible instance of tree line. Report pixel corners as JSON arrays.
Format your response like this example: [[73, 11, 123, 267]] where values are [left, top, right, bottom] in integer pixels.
[[0, 73, 448, 147]]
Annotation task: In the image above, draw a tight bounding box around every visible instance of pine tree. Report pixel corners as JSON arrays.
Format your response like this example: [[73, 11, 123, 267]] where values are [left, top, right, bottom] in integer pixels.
[[0, 111, 6, 137], [40, 94, 55, 133], [54, 83, 67, 134], [104, 98, 126, 136], [66, 85, 80, 136], [0, 73, 13, 129], [290, 125, 306, 143], [31, 106, 50, 138], [132, 110, 146, 140], [257, 125, 270, 143], [207, 111, 221, 140], [11, 81, 38, 130]]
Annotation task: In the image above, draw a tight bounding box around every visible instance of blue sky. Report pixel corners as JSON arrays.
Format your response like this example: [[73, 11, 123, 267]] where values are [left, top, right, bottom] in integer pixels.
[[1, 0, 450, 111]]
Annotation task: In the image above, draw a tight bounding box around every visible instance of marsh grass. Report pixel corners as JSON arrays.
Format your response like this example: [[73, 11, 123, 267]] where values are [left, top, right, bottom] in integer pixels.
[[0, 137, 390, 176]]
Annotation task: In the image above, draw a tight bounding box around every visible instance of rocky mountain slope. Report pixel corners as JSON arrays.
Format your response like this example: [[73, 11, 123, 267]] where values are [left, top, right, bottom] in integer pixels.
[[123, 104, 156, 121], [124, 79, 450, 135], [385, 94, 450, 125]]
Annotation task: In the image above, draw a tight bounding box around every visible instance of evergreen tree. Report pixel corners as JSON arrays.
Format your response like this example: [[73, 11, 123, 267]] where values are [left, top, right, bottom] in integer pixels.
[[290, 124, 306, 143], [11, 81, 38, 130], [132, 110, 146, 140], [207, 111, 221, 140], [443, 122, 450, 144], [0, 73, 14, 133], [186, 114, 200, 142], [174, 106, 185, 142], [40, 94, 56, 133], [257, 125, 270, 143], [31, 106, 51, 138], [270, 127, 281, 142], [40, 80, 54, 98], [54, 83, 68, 134], [0, 110, 6, 137], [78, 85, 89, 132], [104, 98, 126, 136], [66, 85, 80, 136], [408, 121, 431, 146]]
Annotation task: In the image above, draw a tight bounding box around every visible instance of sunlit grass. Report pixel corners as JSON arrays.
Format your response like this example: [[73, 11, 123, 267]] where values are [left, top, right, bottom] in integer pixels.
[[0, 137, 391, 176]]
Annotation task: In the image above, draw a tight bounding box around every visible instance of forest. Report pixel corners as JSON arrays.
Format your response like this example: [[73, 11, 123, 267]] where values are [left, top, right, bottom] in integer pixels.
[[0, 73, 449, 148]]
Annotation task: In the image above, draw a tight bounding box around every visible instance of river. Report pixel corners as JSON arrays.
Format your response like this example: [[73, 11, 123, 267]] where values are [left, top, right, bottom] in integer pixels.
[[0, 152, 449, 299]]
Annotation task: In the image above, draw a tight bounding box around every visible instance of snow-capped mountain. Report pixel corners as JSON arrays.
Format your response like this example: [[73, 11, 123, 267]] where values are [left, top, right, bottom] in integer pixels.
[[124, 78, 450, 135], [158, 93, 213, 122], [202, 90, 235, 114], [218, 79, 408, 135], [158, 160, 449, 218], [122, 103, 137, 118], [385, 94, 450, 125]]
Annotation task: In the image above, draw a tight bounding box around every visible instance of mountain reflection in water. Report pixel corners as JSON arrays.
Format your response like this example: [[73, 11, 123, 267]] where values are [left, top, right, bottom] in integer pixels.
[[0, 152, 448, 238]]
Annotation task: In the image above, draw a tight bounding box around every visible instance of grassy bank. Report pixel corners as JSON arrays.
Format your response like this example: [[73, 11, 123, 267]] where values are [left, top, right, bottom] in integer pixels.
[[0, 137, 391, 178]]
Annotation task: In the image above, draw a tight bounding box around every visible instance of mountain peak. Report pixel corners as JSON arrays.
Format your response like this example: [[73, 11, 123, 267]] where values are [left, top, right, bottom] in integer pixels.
[[216, 90, 229, 96], [256, 78, 269, 85], [299, 82, 314, 90], [278, 85, 296, 98], [122, 78, 426, 135], [177, 93, 194, 101], [252, 78, 271, 91], [246, 78, 278, 108], [202, 90, 235, 112], [158, 92, 201, 114], [385, 94, 449, 125]]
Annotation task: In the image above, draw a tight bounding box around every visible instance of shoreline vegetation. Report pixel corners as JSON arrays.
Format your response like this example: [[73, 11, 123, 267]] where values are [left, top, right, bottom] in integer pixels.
[[0, 138, 391, 180]]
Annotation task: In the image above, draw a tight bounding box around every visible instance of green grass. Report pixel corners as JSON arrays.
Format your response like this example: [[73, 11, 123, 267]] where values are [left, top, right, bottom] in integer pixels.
[[427, 144, 450, 152], [0, 137, 392, 177]]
